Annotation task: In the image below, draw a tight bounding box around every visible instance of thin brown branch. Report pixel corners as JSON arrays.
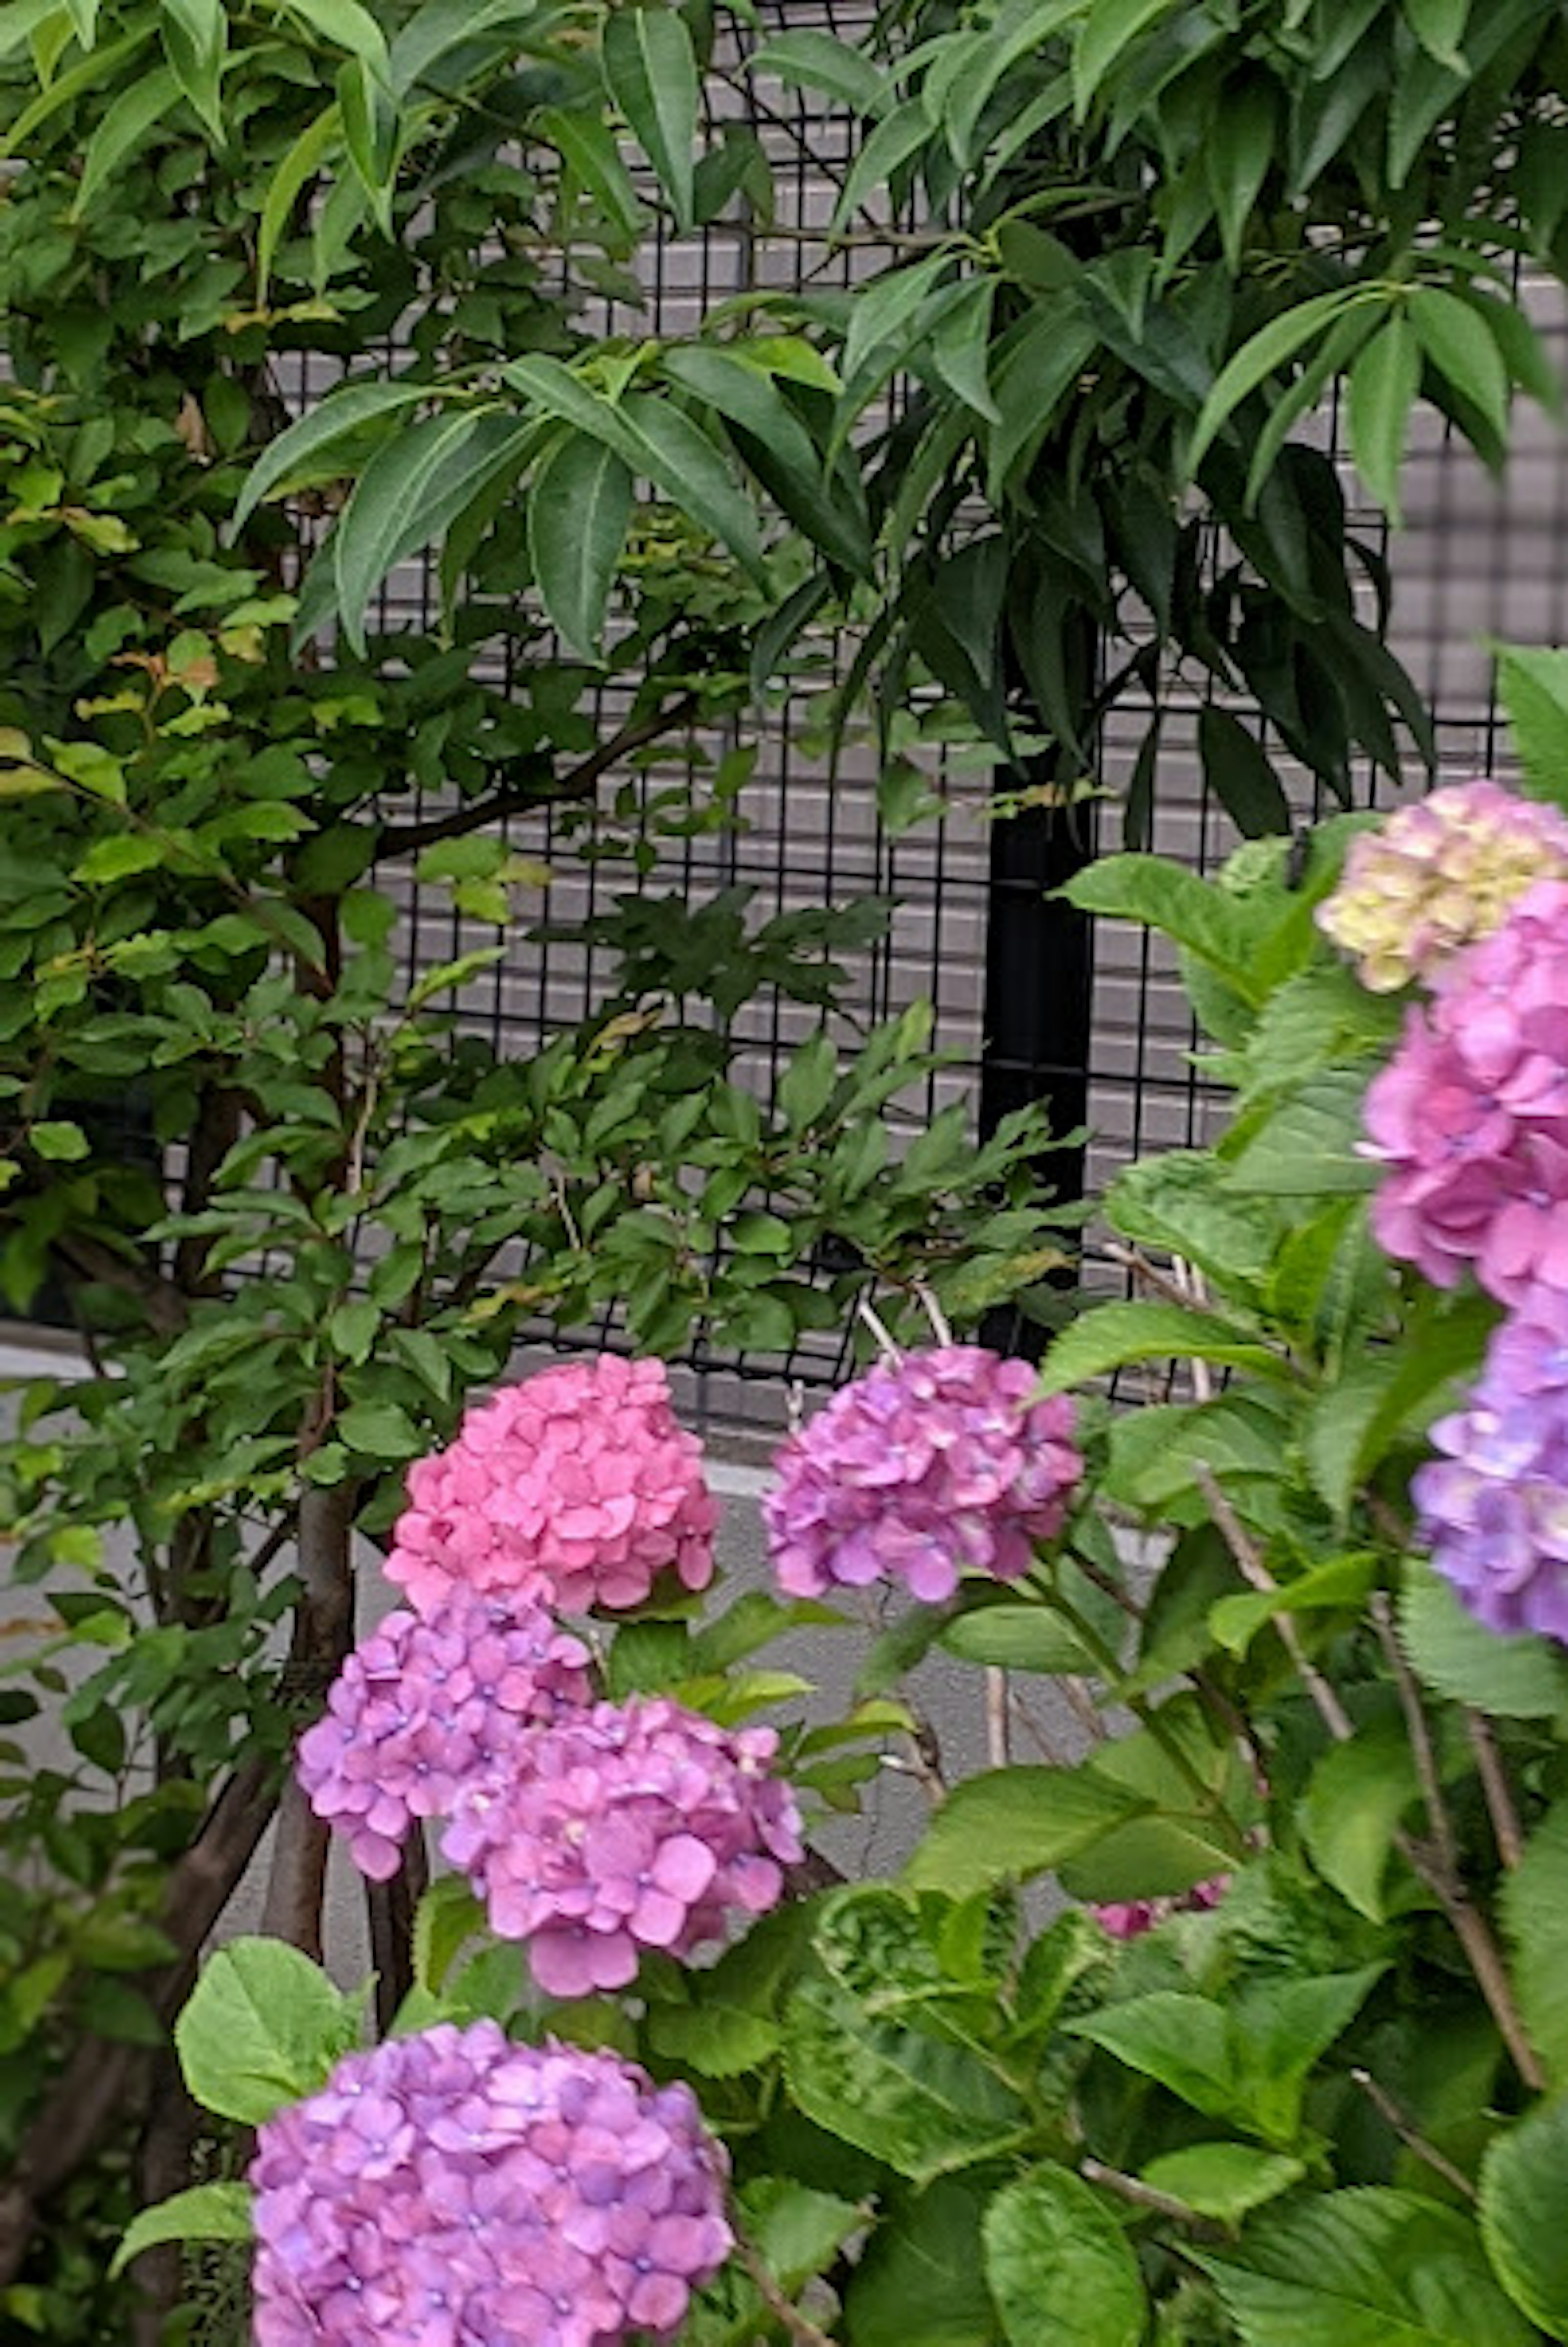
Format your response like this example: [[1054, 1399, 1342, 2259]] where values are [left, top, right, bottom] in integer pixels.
[[1370, 1591, 1458, 1877], [1194, 1465, 1356, 1742], [1079, 2157, 1215, 2231], [48, 1232, 189, 1336], [1103, 1241, 1208, 1315], [730, 2217, 840, 2347], [375, 693, 702, 858], [1350, 2069, 1477, 2201], [262, 1480, 357, 1958], [368, 1828, 430, 2037], [1466, 1711, 1524, 1869]]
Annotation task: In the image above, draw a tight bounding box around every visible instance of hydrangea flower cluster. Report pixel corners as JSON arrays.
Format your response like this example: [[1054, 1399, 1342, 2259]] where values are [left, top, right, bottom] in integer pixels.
[[250, 2023, 732, 2347], [764, 1345, 1082, 1603], [1317, 779, 1568, 992], [1094, 1877, 1227, 1942], [1413, 1287, 1568, 1644], [385, 1355, 717, 1617], [296, 1593, 592, 1881], [1363, 879, 1568, 1307], [443, 1697, 804, 1997]]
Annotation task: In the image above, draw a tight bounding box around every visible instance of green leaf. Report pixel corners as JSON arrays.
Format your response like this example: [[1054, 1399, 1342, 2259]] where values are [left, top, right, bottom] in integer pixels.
[[174, 1939, 360, 2125], [1399, 1563, 1568, 1720], [111, 2182, 252, 2279], [235, 375, 430, 530], [1107, 1153, 1278, 1300], [1501, 1801, 1568, 2085], [661, 344, 871, 575], [1499, 645, 1568, 812], [1207, 81, 1276, 273], [1196, 2188, 1536, 2347], [1140, 2145, 1306, 2224], [281, 0, 389, 73], [1409, 286, 1510, 445], [528, 431, 633, 660], [928, 277, 1001, 423], [984, 2163, 1146, 2347], [1224, 1071, 1379, 1197], [1348, 316, 1421, 522], [256, 101, 344, 302], [904, 1766, 1147, 1899], [1299, 1715, 1419, 1920], [1210, 1551, 1377, 1659], [1480, 2095, 1568, 2333], [1198, 706, 1291, 838], [1074, 0, 1180, 120], [336, 1399, 422, 1457], [602, 4, 698, 232], [30, 1120, 90, 1161], [537, 107, 647, 246], [750, 28, 886, 114], [332, 409, 528, 651], [940, 1604, 1099, 1675], [1187, 290, 1360, 478], [1069, 1991, 1238, 2119], [160, 0, 226, 144], [3, 25, 155, 154], [336, 53, 399, 234], [70, 64, 182, 219], [647, 2002, 781, 2076], [1037, 1300, 1284, 1399], [783, 1976, 1031, 2184], [846, 2181, 1002, 2347], [502, 357, 767, 583], [1402, 0, 1469, 71], [1058, 856, 1263, 1000]]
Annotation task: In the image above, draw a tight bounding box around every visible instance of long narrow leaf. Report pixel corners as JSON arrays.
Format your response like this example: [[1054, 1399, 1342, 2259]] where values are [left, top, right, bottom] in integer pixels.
[[234, 375, 431, 530], [69, 65, 182, 216], [527, 431, 634, 660], [1186, 289, 1360, 477], [331, 410, 528, 652], [257, 101, 342, 301], [601, 4, 697, 232]]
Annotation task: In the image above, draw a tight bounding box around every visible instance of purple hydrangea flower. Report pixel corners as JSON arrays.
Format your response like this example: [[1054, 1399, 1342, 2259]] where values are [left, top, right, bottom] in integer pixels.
[[250, 2023, 733, 2347], [1412, 1285, 1568, 1644], [1316, 779, 1568, 992], [763, 1345, 1083, 1603], [296, 1593, 592, 1880], [1363, 881, 1568, 1307], [441, 1696, 804, 1998]]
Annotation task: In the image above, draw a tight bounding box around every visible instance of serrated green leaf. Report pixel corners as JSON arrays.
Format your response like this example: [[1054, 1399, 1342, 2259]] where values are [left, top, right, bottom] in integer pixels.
[[1141, 2144, 1305, 2223], [904, 1766, 1147, 1898], [1501, 1802, 1568, 2085], [174, 1939, 360, 2126], [1479, 2094, 1568, 2333], [1038, 1299, 1283, 1398], [1399, 1563, 1568, 1720], [984, 2163, 1145, 2347]]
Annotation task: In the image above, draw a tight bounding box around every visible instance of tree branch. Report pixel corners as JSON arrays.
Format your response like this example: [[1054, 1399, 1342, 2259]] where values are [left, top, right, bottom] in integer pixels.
[[261, 1480, 357, 1959], [1466, 1711, 1524, 1869], [374, 693, 702, 859], [730, 2216, 840, 2347], [1350, 2069, 1477, 2201], [48, 1232, 189, 1336]]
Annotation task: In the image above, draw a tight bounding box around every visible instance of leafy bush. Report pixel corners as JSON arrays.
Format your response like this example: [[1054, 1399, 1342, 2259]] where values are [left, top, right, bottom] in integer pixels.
[[122, 652, 1568, 2343]]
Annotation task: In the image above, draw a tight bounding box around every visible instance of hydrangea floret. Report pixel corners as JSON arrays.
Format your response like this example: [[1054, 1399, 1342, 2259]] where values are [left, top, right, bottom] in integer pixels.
[[1317, 779, 1568, 992], [1362, 879, 1568, 1306], [296, 1592, 592, 1881], [764, 1344, 1082, 1603], [250, 2023, 731, 2347], [385, 1355, 717, 1617], [1412, 1285, 1568, 1644], [441, 1696, 804, 1997], [1094, 1877, 1228, 1942]]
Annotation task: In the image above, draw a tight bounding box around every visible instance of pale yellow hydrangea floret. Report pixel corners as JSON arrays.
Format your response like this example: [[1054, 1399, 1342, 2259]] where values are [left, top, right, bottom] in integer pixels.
[[1316, 780, 1568, 991]]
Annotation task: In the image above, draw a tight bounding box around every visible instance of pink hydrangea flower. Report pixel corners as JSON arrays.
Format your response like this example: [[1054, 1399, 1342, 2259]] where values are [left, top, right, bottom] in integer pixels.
[[764, 1345, 1082, 1604], [385, 1355, 717, 1617], [1317, 780, 1568, 992], [1363, 881, 1568, 1305], [295, 1592, 592, 1881], [1094, 1878, 1227, 1941], [441, 1696, 803, 1999], [250, 2023, 732, 2347]]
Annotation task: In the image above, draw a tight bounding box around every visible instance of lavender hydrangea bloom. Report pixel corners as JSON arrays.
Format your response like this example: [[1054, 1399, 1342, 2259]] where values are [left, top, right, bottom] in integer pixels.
[[1412, 1286, 1568, 1644], [441, 1696, 804, 1998], [1363, 880, 1568, 1307], [250, 2023, 733, 2347], [763, 1345, 1082, 1604], [296, 1593, 592, 1880], [1317, 779, 1568, 992]]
